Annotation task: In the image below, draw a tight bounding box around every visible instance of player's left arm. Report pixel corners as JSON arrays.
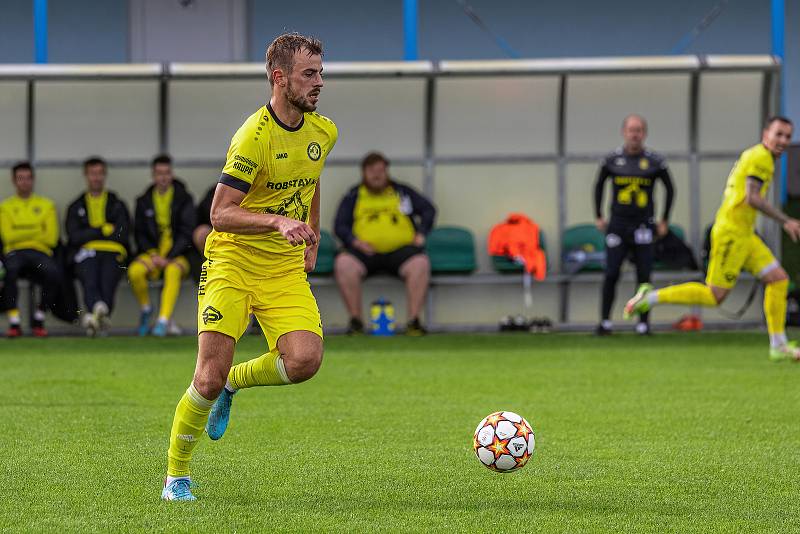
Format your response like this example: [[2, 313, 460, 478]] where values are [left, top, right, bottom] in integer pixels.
[[304, 182, 321, 272], [745, 177, 800, 242], [656, 163, 674, 237]]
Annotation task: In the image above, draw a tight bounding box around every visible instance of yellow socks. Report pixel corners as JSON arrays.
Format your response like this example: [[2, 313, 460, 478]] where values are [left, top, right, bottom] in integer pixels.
[[159, 263, 183, 321], [228, 349, 291, 390], [128, 260, 150, 308], [764, 279, 788, 338], [167, 383, 214, 477], [655, 282, 718, 307]]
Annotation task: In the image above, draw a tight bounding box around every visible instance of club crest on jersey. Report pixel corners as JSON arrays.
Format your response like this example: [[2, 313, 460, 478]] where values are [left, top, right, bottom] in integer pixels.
[[307, 142, 321, 161], [615, 157, 626, 166], [202, 306, 223, 325], [639, 158, 649, 170]]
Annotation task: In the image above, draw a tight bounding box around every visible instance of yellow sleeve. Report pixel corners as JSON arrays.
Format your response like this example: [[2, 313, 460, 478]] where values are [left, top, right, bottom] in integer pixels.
[[220, 120, 266, 191], [0, 203, 11, 246], [42, 199, 59, 248], [742, 148, 774, 185]]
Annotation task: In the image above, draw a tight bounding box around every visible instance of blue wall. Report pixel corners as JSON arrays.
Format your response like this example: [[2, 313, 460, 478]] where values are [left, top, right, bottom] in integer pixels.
[[0, 0, 796, 121]]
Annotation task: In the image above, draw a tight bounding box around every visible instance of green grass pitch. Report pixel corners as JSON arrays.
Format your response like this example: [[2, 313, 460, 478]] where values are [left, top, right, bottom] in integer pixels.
[[2, 332, 800, 532]]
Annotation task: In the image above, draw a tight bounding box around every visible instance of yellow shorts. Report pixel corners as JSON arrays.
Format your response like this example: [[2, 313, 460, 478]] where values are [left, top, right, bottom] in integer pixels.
[[197, 258, 322, 349], [132, 253, 190, 280], [705, 226, 777, 289]]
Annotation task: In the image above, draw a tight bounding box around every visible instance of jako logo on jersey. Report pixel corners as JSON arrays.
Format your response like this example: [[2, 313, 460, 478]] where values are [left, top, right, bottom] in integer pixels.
[[307, 142, 321, 161], [265, 177, 318, 190], [202, 306, 223, 325], [276, 153, 288, 159]]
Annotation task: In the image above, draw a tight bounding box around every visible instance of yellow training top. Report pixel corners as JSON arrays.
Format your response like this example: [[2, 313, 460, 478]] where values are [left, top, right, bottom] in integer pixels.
[[206, 103, 338, 276], [0, 194, 59, 255], [153, 186, 174, 257], [83, 191, 127, 258], [352, 184, 416, 253], [714, 143, 774, 233]]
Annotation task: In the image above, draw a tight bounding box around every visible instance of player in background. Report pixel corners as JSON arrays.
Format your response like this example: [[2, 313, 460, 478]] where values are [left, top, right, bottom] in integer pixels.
[[161, 32, 337, 501], [625, 116, 800, 360], [595, 114, 674, 336]]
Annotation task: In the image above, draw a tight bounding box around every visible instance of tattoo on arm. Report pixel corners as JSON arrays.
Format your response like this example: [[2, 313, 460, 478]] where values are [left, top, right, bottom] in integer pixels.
[[746, 178, 789, 224]]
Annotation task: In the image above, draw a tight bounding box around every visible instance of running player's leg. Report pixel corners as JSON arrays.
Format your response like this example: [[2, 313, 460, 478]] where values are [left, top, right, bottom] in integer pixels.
[[625, 226, 741, 317], [164, 331, 234, 500], [743, 235, 799, 360], [598, 228, 627, 334]]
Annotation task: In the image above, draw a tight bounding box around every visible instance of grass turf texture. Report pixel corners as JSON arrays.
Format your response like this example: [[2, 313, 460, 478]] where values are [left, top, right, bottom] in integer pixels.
[[1, 332, 799, 532]]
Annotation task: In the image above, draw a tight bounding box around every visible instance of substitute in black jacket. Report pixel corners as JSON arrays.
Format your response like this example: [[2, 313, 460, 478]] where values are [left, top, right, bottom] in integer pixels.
[[128, 154, 195, 337], [66, 157, 130, 336], [334, 152, 436, 336], [594, 114, 674, 336]]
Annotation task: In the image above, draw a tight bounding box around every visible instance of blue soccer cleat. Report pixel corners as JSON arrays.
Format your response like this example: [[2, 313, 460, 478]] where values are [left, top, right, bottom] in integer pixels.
[[161, 478, 196, 501], [206, 388, 235, 441], [138, 308, 153, 336], [151, 319, 168, 338]]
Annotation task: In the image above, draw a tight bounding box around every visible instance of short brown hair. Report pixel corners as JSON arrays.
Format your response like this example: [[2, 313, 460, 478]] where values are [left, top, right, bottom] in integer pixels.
[[765, 115, 793, 129], [83, 156, 107, 173], [266, 32, 323, 87], [360, 151, 390, 171], [151, 154, 172, 169], [11, 161, 33, 178]]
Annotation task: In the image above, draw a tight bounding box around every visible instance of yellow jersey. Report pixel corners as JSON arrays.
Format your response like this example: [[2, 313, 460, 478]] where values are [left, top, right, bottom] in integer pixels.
[[352, 185, 417, 253], [0, 194, 59, 255], [206, 103, 338, 276], [714, 143, 774, 233], [83, 191, 127, 257], [153, 186, 174, 257]]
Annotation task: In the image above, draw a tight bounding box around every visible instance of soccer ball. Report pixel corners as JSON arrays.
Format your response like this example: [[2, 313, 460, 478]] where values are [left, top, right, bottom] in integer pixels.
[[473, 411, 535, 472]]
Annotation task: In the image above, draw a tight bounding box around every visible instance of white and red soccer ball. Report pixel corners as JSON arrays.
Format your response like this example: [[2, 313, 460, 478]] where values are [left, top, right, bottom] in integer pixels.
[[473, 411, 535, 472]]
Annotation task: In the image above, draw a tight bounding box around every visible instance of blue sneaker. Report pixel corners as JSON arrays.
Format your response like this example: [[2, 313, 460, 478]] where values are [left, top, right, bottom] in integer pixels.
[[138, 308, 152, 336], [161, 478, 196, 501], [206, 388, 235, 440], [151, 319, 168, 338]]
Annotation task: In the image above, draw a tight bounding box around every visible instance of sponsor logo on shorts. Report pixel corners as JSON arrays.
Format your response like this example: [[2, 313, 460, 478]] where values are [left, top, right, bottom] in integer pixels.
[[307, 142, 321, 161], [725, 272, 736, 283], [198, 265, 207, 296], [202, 306, 223, 325], [606, 233, 622, 248]]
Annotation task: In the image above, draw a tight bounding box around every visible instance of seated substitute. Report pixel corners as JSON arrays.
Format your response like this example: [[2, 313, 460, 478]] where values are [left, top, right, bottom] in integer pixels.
[[333, 152, 436, 335], [0, 162, 60, 337], [65, 157, 130, 337], [128, 154, 195, 337]]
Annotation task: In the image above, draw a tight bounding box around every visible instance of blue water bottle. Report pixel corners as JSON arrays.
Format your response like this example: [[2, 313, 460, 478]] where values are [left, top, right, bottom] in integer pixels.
[[370, 298, 396, 336]]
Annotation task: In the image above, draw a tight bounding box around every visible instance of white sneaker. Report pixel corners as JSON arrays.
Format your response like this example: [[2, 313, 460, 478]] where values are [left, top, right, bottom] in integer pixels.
[[93, 301, 110, 336], [82, 312, 99, 338], [167, 320, 183, 336]]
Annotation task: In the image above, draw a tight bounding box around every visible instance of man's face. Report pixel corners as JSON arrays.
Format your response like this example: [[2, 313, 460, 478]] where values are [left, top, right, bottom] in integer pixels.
[[762, 120, 793, 156], [13, 168, 34, 196], [285, 49, 323, 113], [363, 161, 390, 192], [85, 163, 106, 193], [622, 117, 647, 152], [152, 163, 173, 191]]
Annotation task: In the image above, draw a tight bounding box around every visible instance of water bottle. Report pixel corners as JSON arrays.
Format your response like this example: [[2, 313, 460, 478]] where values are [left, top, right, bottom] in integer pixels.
[[370, 297, 396, 336]]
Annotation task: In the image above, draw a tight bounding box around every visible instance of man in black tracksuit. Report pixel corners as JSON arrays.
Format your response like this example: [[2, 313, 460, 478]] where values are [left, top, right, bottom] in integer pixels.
[[65, 157, 130, 336], [594, 114, 674, 336]]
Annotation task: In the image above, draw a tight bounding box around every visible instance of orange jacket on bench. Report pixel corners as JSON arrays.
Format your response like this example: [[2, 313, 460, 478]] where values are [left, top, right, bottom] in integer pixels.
[[487, 213, 547, 280]]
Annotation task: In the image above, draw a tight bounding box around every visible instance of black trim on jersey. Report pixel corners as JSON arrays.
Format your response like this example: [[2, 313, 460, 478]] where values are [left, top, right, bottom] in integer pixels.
[[747, 175, 765, 185], [267, 102, 304, 132], [219, 173, 252, 193]]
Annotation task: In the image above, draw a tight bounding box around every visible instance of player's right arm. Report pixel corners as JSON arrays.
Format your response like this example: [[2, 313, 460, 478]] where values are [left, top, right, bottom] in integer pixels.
[[212, 116, 316, 246], [745, 178, 800, 242], [210, 184, 316, 246]]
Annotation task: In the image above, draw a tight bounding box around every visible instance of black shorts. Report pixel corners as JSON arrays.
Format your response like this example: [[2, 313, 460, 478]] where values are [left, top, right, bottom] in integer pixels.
[[343, 245, 425, 276]]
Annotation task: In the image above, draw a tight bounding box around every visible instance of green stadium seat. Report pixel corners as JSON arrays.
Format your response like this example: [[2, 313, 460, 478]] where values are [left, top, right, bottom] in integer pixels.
[[561, 224, 605, 272], [491, 231, 548, 273], [426, 226, 476, 274], [311, 229, 337, 275]]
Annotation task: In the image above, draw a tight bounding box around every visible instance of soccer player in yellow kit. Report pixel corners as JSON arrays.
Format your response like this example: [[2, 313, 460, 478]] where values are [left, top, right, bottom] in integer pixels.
[[161, 33, 337, 501], [625, 116, 800, 361]]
